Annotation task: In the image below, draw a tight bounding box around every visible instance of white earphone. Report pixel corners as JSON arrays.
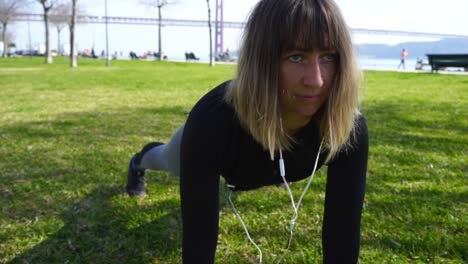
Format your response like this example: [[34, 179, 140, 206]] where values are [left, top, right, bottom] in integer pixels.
[[227, 141, 323, 264]]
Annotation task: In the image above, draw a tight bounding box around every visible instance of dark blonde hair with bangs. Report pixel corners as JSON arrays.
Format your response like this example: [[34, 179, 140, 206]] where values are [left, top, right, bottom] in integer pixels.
[[225, 0, 361, 162]]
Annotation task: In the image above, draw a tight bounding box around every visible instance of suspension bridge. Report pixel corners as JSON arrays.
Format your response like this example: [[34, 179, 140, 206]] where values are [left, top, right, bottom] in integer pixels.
[[15, 12, 468, 39], [12, 12, 468, 57]]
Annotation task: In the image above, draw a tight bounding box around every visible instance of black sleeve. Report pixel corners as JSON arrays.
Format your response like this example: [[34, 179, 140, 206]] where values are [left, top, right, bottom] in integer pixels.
[[179, 89, 229, 263], [322, 115, 369, 263]]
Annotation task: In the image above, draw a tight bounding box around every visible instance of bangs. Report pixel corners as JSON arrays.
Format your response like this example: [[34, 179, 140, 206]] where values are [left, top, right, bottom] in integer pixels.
[[279, 0, 338, 53]]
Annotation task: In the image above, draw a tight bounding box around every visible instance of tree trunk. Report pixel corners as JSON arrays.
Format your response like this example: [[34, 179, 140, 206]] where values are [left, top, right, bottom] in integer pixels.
[[57, 27, 61, 56], [157, 6, 162, 61], [206, 0, 214, 66], [43, 6, 53, 64], [1, 23, 7, 58], [70, 0, 77, 67], [105, 0, 110, 66]]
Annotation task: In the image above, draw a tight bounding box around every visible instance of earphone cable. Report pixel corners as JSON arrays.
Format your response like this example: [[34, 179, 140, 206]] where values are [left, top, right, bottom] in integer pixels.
[[228, 188, 263, 264], [227, 133, 323, 264], [276, 142, 323, 264]]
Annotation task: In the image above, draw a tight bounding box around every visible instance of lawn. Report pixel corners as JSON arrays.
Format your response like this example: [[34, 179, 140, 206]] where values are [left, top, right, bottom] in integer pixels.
[[0, 57, 466, 263]]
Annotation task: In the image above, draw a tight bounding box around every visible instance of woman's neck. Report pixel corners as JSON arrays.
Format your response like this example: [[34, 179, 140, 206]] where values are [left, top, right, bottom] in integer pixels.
[[281, 112, 312, 135]]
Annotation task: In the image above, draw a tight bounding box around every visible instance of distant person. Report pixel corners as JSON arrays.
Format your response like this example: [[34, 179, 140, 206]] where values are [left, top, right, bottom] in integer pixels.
[[224, 48, 231, 60], [125, 0, 368, 263], [415, 56, 425, 70], [398, 48, 408, 70]]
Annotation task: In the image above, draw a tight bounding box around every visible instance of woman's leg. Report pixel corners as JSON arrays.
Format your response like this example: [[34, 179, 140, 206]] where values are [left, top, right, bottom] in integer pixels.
[[126, 123, 185, 197], [139, 123, 185, 177]]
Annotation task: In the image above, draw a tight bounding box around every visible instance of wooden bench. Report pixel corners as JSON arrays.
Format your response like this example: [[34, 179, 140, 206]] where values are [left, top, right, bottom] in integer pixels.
[[185, 52, 199, 62], [426, 54, 468, 72]]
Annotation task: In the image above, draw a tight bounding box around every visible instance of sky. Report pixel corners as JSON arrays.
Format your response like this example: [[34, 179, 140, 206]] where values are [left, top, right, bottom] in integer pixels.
[[9, 0, 468, 60]]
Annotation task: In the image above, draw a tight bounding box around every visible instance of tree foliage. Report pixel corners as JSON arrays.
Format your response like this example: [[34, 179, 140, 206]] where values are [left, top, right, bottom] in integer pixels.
[[35, 0, 61, 64], [49, 1, 85, 57], [0, 0, 28, 57], [49, 2, 68, 55], [139, 0, 174, 61]]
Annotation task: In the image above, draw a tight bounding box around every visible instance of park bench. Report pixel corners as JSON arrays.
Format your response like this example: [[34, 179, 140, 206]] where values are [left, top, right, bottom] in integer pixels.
[[185, 52, 199, 61], [426, 54, 468, 72]]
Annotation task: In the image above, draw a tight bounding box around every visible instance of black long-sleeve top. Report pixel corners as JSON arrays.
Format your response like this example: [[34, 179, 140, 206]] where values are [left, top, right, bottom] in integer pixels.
[[179, 81, 368, 263]]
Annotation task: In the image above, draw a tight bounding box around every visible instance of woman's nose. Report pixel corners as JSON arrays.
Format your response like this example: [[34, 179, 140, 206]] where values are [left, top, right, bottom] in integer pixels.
[[303, 60, 324, 88]]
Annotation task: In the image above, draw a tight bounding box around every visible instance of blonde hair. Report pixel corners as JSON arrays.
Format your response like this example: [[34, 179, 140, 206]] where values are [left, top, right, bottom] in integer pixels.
[[225, 0, 361, 162]]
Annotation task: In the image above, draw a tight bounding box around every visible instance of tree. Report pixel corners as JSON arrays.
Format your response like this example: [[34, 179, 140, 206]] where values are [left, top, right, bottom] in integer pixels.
[[49, 0, 84, 66], [70, 0, 77, 67], [0, 29, 15, 55], [0, 0, 28, 57], [206, 0, 214, 66], [36, 0, 60, 64], [139, 0, 173, 61], [104, 0, 110, 66], [49, 2, 69, 56]]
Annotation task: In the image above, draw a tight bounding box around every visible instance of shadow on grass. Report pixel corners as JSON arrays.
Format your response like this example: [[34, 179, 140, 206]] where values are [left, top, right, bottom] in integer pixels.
[[10, 186, 183, 263], [360, 100, 467, 261], [361, 187, 466, 254], [1, 106, 188, 219], [1, 106, 189, 263], [363, 100, 465, 154]]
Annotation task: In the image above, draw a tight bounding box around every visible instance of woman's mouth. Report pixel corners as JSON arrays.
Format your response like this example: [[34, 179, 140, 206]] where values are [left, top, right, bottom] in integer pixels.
[[294, 94, 320, 102]]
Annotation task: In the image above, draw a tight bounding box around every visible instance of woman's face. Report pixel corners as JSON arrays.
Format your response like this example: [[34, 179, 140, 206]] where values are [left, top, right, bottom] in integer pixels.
[[279, 49, 337, 126]]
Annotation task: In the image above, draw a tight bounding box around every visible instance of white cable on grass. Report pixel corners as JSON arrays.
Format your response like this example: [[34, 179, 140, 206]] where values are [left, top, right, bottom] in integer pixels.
[[276, 142, 323, 264], [228, 189, 263, 264]]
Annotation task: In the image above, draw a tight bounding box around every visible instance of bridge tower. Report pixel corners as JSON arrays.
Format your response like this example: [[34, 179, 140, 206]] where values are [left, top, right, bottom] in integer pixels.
[[214, 0, 224, 57]]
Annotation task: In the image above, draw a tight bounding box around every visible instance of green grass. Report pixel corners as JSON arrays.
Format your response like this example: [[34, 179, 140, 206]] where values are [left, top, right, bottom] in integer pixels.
[[0, 57, 466, 263]]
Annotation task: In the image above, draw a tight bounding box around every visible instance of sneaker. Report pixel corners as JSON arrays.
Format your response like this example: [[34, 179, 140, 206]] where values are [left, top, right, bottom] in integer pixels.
[[125, 142, 164, 197], [125, 154, 147, 197]]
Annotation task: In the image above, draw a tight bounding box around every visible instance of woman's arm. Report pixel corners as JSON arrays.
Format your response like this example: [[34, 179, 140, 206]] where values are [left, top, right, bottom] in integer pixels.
[[322, 115, 369, 263], [179, 85, 231, 263], [180, 112, 222, 263]]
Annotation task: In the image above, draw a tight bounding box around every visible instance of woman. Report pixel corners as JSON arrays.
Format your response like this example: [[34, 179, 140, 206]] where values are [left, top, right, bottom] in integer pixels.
[[126, 0, 368, 263]]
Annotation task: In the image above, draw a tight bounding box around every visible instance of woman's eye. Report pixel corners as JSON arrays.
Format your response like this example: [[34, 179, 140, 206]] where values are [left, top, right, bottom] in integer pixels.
[[288, 55, 303, 63], [320, 54, 337, 63]]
